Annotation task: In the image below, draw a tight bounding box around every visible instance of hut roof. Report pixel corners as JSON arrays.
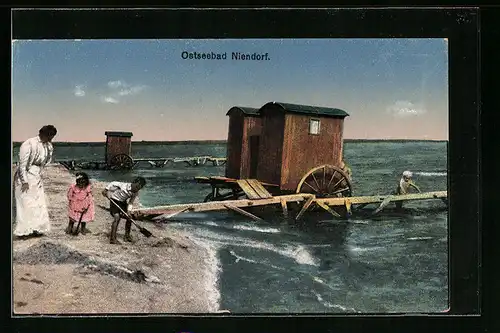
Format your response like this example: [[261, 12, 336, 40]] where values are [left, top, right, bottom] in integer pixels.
[[260, 101, 349, 118], [226, 106, 260, 116], [105, 131, 133, 137]]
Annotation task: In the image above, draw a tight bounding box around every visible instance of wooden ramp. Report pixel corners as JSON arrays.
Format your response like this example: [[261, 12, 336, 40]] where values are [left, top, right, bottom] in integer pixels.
[[236, 179, 273, 199]]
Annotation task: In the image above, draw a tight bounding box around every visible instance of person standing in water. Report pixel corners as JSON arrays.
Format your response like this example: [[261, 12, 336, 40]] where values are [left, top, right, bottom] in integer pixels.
[[395, 170, 421, 209], [66, 172, 95, 235], [13, 125, 57, 239]]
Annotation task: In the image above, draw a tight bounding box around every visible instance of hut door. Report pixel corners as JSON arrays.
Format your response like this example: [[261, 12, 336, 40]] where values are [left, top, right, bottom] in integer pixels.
[[249, 135, 260, 178]]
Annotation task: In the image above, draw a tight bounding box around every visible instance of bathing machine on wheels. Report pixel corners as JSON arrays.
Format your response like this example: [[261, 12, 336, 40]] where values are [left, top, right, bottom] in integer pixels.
[[195, 101, 354, 217]]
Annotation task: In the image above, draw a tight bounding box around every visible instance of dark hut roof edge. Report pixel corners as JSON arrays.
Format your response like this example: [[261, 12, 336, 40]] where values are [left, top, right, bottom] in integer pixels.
[[226, 106, 260, 116], [226, 102, 349, 118], [105, 131, 133, 137], [263, 101, 349, 117]]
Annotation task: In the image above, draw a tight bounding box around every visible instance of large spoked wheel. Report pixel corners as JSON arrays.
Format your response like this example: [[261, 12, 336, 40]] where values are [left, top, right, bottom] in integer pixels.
[[110, 154, 134, 170], [296, 164, 353, 198]]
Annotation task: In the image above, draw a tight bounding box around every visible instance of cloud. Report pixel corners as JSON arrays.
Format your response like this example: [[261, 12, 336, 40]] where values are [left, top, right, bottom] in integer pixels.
[[387, 100, 427, 117], [107, 80, 125, 89], [74, 85, 86, 97], [102, 96, 119, 104], [101, 80, 147, 103], [117, 85, 146, 96]]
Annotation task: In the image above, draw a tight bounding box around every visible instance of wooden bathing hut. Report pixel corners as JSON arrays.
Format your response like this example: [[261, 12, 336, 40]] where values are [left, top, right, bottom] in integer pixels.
[[225, 106, 262, 179], [256, 101, 351, 197], [105, 131, 134, 168], [199, 101, 354, 202]]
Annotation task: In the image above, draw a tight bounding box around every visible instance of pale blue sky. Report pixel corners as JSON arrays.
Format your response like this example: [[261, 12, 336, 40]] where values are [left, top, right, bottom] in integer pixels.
[[12, 38, 448, 142]]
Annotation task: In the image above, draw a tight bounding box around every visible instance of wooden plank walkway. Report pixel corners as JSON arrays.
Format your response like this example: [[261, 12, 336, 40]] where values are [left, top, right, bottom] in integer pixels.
[[315, 191, 447, 206], [236, 179, 273, 199], [131, 193, 311, 216], [130, 190, 447, 221], [58, 156, 227, 170], [247, 179, 273, 199]]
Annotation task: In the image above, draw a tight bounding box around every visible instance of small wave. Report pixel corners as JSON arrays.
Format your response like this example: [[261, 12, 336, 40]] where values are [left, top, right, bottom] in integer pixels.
[[313, 292, 359, 313], [205, 221, 219, 227], [313, 276, 326, 284], [407, 236, 434, 241], [232, 224, 280, 234], [415, 172, 447, 177], [348, 246, 385, 253], [229, 250, 259, 264], [309, 244, 333, 248], [319, 219, 369, 225], [179, 228, 318, 266], [290, 245, 318, 266], [228, 250, 284, 271]]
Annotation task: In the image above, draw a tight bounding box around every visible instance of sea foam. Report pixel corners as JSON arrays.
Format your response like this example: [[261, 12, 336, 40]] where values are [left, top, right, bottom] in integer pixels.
[[415, 172, 447, 177]]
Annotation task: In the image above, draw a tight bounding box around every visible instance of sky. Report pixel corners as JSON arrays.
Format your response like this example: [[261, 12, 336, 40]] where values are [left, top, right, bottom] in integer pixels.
[[12, 38, 448, 142]]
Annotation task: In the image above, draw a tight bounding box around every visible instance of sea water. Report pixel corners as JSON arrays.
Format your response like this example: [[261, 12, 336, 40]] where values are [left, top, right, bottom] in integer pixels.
[[12, 141, 448, 313]]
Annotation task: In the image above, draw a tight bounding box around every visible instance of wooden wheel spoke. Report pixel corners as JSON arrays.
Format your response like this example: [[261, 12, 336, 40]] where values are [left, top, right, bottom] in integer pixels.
[[326, 170, 337, 188], [304, 181, 319, 193], [311, 173, 321, 191], [331, 177, 345, 191], [322, 166, 326, 188], [331, 187, 350, 195]]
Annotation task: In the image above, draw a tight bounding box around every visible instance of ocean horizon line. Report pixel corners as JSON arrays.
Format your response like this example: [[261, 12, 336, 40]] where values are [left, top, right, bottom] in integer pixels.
[[12, 138, 449, 145]]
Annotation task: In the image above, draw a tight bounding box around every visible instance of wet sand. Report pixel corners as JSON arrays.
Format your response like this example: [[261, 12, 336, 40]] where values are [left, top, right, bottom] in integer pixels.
[[12, 164, 221, 314]]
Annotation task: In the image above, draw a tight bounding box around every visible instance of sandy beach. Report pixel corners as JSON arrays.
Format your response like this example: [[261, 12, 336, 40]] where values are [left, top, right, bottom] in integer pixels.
[[12, 164, 221, 314]]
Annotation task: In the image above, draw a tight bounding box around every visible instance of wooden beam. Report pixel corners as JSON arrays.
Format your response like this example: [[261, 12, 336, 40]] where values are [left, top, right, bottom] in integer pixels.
[[131, 194, 313, 218], [316, 201, 341, 218], [280, 199, 288, 218], [295, 196, 315, 221], [224, 204, 263, 221], [246, 179, 273, 199], [237, 180, 261, 199], [372, 196, 393, 215], [344, 199, 352, 217], [316, 191, 447, 206], [161, 207, 192, 220], [131, 191, 446, 220]]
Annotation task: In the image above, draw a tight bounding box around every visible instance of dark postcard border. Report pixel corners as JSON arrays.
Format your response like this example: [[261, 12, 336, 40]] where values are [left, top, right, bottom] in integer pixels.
[[9, 7, 481, 333]]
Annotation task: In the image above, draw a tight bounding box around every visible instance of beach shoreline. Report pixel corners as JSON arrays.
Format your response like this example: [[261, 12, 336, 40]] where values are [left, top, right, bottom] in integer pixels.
[[12, 164, 222, 314]]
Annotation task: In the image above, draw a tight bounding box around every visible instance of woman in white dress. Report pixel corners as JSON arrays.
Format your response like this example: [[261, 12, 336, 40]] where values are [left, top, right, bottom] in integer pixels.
[[13, 125, 57, 238]]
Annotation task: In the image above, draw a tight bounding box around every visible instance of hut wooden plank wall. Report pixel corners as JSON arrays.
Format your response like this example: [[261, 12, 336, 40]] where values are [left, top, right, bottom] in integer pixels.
[[104, 131, 133, 164], [225, 107, 262, 179], [253, 107, 285, 184], [256, 102, 349, 191]]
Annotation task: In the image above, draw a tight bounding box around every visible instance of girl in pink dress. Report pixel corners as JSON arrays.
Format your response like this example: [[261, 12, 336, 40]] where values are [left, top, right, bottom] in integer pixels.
[[66, 172, 95, 235]]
